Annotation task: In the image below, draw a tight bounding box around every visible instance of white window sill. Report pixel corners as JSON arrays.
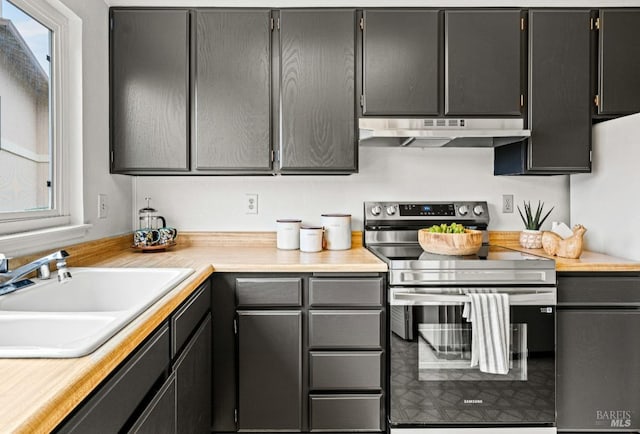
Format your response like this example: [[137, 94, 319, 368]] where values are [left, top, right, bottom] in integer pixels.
[[0, 224, 92, 257]]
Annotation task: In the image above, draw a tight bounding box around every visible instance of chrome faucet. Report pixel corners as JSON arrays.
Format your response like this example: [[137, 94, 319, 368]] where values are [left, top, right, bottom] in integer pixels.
[[0, 250, 72, 296]]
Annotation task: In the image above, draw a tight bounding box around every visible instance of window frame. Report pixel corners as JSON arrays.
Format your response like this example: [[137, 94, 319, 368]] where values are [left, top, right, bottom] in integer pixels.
[[0, 0, 83, 237]]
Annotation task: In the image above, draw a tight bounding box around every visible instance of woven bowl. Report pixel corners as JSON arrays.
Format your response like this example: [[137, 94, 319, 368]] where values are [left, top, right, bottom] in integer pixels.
[[418, 228, 483, 256]]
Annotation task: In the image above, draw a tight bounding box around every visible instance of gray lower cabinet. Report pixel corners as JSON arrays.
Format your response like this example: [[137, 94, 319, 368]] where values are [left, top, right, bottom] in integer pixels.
[[598, 9, 640, 115], [237, 310, 303, 431], [213, 272, 386, 433], [494, 9, 593, 175], [445, 9, 523, 116], [57, 280, 212, 433], [557, 274, 640, 432], [57, 324, 171, 433], [362, 9, 440, 116], [308, 277, 385, 432], [175, 314, 212, 433], [278, 9, 357, 174], [193, 9, 272, 173], [110, 9, 190, 173]]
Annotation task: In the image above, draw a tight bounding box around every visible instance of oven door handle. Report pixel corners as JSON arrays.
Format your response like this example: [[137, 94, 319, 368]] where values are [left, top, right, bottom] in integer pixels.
[[390, 291, 557, 306]]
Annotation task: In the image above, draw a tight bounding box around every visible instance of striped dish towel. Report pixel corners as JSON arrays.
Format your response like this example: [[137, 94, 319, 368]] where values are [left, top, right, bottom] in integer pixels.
[[462, 293, 510, 374]]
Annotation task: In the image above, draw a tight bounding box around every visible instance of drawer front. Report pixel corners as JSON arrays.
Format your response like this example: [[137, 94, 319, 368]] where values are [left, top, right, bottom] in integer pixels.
[[558, 275, 640, 305], [59, 324, 170, 433], [309, 310, 382, 349], [309, 278, 383, 307], [172, 280, 211, 357], [310, 351, 382, 390], [236, 277, 302, 307], [310, 394, 382, 432]]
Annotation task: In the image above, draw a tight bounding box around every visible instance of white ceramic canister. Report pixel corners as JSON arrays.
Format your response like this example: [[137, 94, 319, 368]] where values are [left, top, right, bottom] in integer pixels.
[[276, 219, 302, 250], [299, 226, 324, 253], [321, 214, 352, 250]]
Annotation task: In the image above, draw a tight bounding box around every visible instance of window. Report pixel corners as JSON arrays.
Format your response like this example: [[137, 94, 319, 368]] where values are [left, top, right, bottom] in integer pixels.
[[0, 0, 84, 241], [0, 0, 53, 217]]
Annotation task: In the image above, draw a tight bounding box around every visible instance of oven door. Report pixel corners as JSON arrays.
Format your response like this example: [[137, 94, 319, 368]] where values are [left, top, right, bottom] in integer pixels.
[[389, 287, 556, 428]]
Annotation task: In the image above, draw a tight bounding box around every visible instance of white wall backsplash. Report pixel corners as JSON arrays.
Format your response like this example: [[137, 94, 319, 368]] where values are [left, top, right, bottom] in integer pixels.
[[60, 0, 133, 241], [571, 113, 640, 261], [136, 147, 569, 232]]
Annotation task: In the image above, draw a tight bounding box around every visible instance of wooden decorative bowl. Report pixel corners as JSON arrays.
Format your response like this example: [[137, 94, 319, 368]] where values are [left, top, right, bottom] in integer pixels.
[[418, 229, 483, 256]]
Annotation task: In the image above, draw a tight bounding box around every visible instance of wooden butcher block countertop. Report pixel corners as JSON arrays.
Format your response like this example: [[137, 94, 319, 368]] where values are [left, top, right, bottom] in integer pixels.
[[3, 230, 638, 432], [490, 231, 640, 272], [0, 232, 386, 433]]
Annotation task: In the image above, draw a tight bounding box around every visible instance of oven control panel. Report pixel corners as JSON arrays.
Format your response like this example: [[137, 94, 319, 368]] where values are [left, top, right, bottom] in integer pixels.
[[364, 201, 490, 224]]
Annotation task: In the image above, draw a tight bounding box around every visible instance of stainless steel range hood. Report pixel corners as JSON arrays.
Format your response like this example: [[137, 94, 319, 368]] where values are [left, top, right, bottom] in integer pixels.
[[359, 118, 531, 148]]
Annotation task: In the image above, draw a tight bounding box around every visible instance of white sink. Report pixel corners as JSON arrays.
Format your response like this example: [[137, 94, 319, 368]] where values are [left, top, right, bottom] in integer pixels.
[[0, 267, 194, 358]]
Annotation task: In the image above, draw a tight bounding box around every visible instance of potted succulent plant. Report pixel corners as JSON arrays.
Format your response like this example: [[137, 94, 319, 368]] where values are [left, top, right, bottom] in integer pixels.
[[517, 200, 554, 249]]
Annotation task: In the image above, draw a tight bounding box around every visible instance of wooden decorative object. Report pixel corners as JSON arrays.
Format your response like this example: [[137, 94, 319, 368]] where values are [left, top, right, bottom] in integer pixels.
[[418, 229, 483, 256], [541, 224, 587, 259]]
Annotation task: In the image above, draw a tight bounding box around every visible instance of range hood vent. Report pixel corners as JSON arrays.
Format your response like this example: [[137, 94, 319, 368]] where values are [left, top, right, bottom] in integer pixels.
[[359, 118, 531, 148]]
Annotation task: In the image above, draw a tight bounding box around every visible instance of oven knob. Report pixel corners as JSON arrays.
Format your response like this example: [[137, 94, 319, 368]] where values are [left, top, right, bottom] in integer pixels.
[[371, 205, 382, 216], [386, 206, 397, 216], [473, 205, 485, 216], [458, 205, 469, 216]]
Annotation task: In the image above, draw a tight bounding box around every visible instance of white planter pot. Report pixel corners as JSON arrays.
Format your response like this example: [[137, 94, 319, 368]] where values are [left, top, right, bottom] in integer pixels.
[[520, 229, 543, 249]]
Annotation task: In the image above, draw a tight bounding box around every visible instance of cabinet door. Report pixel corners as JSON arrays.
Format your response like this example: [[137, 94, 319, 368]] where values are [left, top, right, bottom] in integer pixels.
[[598, 9, 640, 115], [527, 9, 592, 172], [194, 10, 272, 172], [237, 310, 302, 431], [362, 10, 440, 116], [557, 310, 640, 430], [175, 314, 212, 433], [445, 10, 522, 116], [111, 9, 189, 173], [279, 9, 357, 173], [128, 375, 176, 434]]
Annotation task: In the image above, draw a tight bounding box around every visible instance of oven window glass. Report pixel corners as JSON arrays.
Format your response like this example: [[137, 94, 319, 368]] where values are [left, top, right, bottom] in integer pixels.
[[390, 303, 555, 425], [417, 322, 527, 381]]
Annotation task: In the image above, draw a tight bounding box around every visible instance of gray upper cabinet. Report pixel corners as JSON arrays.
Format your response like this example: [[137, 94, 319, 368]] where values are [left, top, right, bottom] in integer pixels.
[[362, 10, 440, 116], [111, 9, 190, 173], [194, 10, 272, 173], [494, 9, 593, 175], [278, 9, 357, 174], [445, 10, 523, 116], [598, 9, 640, 115], [527, 10, 592, 172]]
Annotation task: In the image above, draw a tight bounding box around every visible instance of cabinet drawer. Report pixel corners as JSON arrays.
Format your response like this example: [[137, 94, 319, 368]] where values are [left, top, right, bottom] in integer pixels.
[[309, 278, 383, 306], [558, 275, 640, 305], [310, 351, 382, 390], [172, 280, 210, 357], [236, 278, 302, 307], [309, 394, 382, 432], [309, 310, 382, 349], [59, 324, 170, 433]]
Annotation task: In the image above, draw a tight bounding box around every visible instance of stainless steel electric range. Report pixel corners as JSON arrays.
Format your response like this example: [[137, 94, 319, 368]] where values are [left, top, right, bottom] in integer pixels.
[[363, 201, 557, 434]]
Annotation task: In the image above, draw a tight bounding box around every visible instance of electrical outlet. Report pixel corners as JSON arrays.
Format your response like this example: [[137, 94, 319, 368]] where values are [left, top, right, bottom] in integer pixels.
[[246, 194, 258, 214], [502, 194, 514, 213], [98, 194, 108, 219]]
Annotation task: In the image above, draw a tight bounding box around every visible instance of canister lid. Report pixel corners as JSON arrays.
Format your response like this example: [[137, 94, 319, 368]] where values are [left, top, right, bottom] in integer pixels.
[[277, 219, 302, 223], [321, 213, 351, 217], [300, 225, 323, 230]]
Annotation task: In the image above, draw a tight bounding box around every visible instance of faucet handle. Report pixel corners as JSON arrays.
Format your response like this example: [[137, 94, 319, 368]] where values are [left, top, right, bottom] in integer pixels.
[[0, 254, 8, 273], [38, 264, 52, 280], [56, 259, 72, 283]]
